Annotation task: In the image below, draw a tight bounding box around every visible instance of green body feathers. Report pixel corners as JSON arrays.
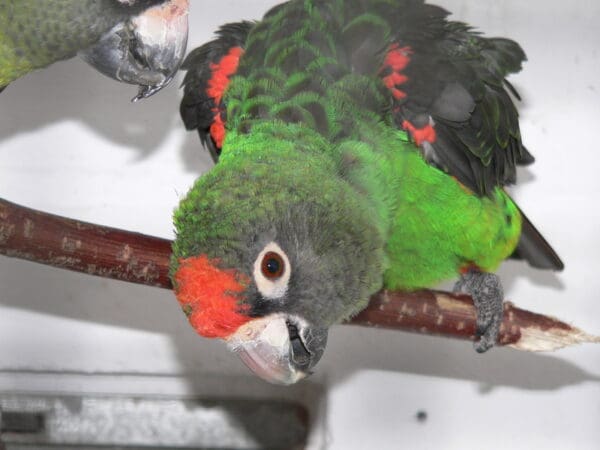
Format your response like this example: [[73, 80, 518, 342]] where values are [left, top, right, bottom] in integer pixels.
[[182, 120, 521, 293]]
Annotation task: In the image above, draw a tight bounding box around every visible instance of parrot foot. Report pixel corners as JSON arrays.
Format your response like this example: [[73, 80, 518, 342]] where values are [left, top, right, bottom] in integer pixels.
[[454, 270, 504, 353], [132, 76, 175, 102]]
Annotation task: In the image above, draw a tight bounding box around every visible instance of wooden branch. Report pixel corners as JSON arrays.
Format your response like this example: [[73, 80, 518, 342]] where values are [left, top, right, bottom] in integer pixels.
[[350, 290, 599, 352], [0, 198, 172, 288], [1, 197, 598, 351]]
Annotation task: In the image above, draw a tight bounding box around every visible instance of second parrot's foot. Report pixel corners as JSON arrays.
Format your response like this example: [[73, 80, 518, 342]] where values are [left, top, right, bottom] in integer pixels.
[[454, 270, 504, 353], [132, 75, 175, 102], [79, 0, 188, 102]]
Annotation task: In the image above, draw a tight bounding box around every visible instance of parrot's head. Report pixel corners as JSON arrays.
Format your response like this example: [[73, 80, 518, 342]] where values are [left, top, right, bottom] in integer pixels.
[[80, 0, 189, 101], [171, 141, 385, 384]]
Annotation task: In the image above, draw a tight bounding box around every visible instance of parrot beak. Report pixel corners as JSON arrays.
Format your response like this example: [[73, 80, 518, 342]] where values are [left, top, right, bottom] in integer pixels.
[[227, 314, 328, 385], [79, 0, 189, 101]]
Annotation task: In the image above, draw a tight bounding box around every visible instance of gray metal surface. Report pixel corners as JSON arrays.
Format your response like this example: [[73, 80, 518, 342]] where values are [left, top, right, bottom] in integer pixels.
[[0, 394, 307, 449]]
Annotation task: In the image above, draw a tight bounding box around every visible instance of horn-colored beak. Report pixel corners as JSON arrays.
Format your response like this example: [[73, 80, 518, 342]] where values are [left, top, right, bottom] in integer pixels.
[[227, 314, 328, 385]]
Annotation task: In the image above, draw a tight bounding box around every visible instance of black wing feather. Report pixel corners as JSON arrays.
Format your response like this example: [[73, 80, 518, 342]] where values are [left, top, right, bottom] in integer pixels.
[[179, 21, 254, 162], [511, 207, 564, 271], [387, 13, 528, 195]]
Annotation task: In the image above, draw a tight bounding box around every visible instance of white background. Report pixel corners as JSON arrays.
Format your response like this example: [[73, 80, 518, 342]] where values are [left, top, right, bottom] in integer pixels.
[[1, 1, 599, 448]]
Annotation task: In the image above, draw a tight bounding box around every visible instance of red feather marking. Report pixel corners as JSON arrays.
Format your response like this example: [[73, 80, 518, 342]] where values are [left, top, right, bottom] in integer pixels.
[[402, 120, 437, 146], [209, 114, 226, 150], [174, 255, 251, 339], [380, 44, 412, 100], [384, 43, 412, 71], [206, 46, 244, 148]]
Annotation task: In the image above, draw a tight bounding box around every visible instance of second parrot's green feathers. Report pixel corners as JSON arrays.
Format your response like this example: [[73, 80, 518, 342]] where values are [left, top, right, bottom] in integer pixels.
[[0, 0, 125, 86], [0, 0, 172, 89]]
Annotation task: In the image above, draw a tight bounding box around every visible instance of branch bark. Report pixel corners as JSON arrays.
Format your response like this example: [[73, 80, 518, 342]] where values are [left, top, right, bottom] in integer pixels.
[[0, 198, 172, 288], [1, 197, 597, 351]]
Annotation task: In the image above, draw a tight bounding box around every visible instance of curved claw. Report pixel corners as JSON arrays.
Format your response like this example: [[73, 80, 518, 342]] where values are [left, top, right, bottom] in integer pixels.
[[227, 314, 328, 385], [79, 0, 188, 101], [133, 74, 175, 102]]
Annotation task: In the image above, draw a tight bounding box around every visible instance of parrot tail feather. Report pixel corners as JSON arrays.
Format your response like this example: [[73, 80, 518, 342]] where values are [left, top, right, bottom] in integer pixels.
[[517, 145, 535, 166], [512, 205, 564, 271]]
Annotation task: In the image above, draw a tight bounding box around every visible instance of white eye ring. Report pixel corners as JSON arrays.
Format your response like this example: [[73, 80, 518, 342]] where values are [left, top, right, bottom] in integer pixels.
[[253, 241, 291, 300]]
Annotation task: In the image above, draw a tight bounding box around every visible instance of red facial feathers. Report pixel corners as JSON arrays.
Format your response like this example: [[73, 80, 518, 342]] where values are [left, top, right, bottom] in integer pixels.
[[206, 46, 244, 148], [174, 255, 251, 338]]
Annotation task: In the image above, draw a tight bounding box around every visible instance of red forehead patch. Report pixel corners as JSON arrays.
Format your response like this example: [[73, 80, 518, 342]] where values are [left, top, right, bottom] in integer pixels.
[[174, 255, 251, 338]]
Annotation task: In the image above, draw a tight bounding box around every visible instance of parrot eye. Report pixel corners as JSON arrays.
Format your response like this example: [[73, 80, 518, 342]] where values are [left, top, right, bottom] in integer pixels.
[[261, 252, 285, 279], [253, 242, 291, 299]]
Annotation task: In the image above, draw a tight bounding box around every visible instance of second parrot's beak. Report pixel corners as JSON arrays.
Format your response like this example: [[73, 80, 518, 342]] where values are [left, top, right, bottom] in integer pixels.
[[227, 314, 328, 385], [79, 0, 189, 101]]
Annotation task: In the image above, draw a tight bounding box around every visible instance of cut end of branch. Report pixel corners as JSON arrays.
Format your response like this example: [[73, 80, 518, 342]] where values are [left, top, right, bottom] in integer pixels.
[[350, 291, 599, 353], [509, 324, 600, 352]]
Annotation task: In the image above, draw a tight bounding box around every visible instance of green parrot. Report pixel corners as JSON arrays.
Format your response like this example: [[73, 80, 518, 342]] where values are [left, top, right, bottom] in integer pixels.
[[173, 0, 563, 384], [0, 0, 188, 100]]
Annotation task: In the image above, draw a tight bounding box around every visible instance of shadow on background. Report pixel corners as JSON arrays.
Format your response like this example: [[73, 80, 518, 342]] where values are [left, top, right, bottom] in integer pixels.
[[498, 259, 565, 292], [0, 58, 180, 158], [323, 324, 599, 392]]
